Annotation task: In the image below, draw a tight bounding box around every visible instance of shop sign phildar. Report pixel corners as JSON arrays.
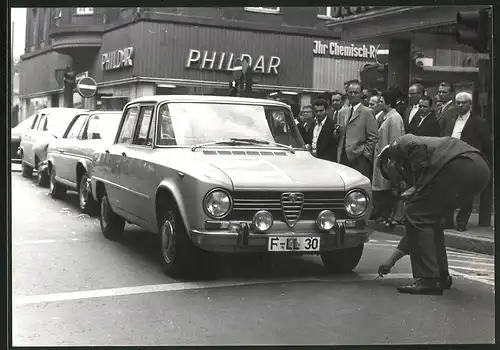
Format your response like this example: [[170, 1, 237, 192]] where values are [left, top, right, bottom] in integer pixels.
[[186, 49, 280, 75], [102, 47, 135, 72]]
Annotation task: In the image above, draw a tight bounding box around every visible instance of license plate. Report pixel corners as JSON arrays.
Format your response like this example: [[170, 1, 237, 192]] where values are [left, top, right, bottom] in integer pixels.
[[268, 237, 321, 252]]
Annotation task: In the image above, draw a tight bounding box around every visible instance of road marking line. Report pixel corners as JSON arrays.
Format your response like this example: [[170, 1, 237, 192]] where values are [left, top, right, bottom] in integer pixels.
[[445, 252, 493, 261], [366, 243, 398, 247], [12, 239, 58, 245], [449, 265, 494, 273], [447, 259, 494, 266], [449, 268, 495, 286], [14, 273, 421, 306]]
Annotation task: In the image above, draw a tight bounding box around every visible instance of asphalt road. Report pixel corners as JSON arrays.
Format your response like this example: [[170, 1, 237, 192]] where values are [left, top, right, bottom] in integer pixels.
[[11, 168, 495, 346]]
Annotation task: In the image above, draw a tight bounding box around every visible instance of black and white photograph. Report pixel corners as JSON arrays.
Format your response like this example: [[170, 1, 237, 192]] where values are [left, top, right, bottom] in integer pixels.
[[9, 5, 494, 346]]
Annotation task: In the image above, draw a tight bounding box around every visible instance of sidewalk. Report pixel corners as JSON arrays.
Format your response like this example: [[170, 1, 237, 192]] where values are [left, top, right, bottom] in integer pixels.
[[370, 213, 495, 256]]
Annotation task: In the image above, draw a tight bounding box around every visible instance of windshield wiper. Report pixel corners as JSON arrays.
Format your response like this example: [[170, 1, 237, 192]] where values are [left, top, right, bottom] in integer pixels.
[[191, 139, 257, 151], [230, 138, 295, 154]]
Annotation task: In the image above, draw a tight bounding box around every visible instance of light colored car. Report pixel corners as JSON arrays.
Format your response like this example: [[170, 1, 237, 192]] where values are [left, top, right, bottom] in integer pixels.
[[46, 110, 122, 214], [18, 107, 88, 186], [11, 114, 36, 162], [91, 95, 373, 278]]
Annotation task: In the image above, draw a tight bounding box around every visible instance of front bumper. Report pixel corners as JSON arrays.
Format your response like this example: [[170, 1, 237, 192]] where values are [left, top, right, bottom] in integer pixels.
[[190, 219, 373, 253]]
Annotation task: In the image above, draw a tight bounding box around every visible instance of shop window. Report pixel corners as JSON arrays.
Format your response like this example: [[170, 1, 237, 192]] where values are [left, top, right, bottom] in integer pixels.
[[76, 8, 94, 15], [244, 7, 280, 14]]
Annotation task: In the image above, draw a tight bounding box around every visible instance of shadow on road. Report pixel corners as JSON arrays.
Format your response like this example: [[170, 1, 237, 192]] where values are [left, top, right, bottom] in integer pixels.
[[116, 228, 344, 282]]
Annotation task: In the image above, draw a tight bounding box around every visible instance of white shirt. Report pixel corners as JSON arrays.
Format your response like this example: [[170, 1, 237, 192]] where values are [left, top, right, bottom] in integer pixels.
[[312, 116, 327, 155], [441, 99, 453, 111], [417, 112, 430, 127], [375, 111, 384, 120], [451, 110, 471, 139], [408, 105, 419, 124]]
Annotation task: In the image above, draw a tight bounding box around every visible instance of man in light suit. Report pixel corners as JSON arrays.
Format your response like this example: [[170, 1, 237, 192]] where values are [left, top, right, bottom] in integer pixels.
[[435, 81, 457, 133], [337, 81, 379, 178]]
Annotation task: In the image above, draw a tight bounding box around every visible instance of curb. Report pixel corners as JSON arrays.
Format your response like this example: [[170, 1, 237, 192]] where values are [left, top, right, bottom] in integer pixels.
[[370, 222, 495, 256]]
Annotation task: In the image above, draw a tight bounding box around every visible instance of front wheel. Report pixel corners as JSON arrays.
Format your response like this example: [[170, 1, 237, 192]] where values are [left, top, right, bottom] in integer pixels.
[[100, 194, 125, 240], [21, 161, 33, 178], [159, 207, 206, 278], [49, 167, 66, 199], [320, 244, 364, 274], [79, 173, 99, 215], [37, 166, 50, 187]]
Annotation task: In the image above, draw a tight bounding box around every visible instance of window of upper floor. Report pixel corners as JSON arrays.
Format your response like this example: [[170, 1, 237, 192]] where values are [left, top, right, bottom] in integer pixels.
[[317, 6, 378, 19], [76, 7, 94, 15], [244, 7, 280, 15]]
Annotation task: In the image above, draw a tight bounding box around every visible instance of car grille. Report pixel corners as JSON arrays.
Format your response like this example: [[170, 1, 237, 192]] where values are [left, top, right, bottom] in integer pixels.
[[227, 191, 347, 223]]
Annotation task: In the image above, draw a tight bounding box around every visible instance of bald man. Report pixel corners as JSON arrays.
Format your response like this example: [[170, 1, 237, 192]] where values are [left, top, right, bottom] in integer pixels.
[[440, 92, 492, 231], [404, 83, 425, 132]]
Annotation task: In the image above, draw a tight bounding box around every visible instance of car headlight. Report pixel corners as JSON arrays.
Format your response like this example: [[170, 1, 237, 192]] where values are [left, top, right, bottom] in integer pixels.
[[253, 210, 273, 232], [203, 189, 232, 219], [344, 190, 368, 217], [316, 210, 336, 231]]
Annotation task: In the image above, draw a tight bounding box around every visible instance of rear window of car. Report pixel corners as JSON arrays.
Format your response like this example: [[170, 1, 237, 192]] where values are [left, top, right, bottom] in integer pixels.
[[46, 110, 87, 138]]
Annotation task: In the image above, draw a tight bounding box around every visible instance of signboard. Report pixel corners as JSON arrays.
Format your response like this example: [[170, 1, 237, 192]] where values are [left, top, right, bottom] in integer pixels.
[[313, 40, 379, 60], [185, 49, 280, 75], [101, 47, 134, 72], [77, 77, 97, 98]]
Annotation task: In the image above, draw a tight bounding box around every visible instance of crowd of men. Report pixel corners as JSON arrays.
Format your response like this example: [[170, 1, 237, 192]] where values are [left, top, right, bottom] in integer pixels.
[[294, 80, 492, 233]]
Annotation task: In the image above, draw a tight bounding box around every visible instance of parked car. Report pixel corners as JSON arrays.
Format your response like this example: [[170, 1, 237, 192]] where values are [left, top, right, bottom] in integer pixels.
[[46, 110, 122, 214], [91, 95, 373, 278], [18, 108, 88, 186], [11, 114, 36, 162]]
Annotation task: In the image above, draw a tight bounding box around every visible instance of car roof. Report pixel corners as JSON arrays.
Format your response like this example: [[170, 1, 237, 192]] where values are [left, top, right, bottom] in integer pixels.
[[37, 107, 89, 113], [126, 95, 291, 108]]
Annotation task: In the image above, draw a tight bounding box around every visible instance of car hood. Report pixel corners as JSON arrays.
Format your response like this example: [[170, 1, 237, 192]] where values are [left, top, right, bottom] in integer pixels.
[[195, 149, 364, 191]]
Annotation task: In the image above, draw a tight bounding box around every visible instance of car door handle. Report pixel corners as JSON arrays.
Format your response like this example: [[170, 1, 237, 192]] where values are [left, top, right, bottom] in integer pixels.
[[121, 152, 127, 157], [58, 149, 65, 153]]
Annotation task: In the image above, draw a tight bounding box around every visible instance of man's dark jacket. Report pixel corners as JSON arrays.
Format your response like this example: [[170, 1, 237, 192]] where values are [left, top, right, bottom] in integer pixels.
[[389, 134, 490, 192], [440, 113, 492, 163], [297, 122, 313, 145], [315, 115, 340, 162], [407, 110, 441, 137]]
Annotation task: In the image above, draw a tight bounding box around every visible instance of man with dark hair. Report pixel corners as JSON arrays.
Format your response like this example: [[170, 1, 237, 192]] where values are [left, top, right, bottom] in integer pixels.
[[436, 82, 457, 131], [337, 81, 379, 178], [407, 95, 440, 137], [376, 134, 491, 295], [404, 83, 426, 131], [330, 90, 345, 123], [310, 98, 341, 162], [297, 105, 314, 146]]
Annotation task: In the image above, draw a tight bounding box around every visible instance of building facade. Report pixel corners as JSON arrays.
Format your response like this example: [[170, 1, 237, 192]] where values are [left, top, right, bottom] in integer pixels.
[[19, 7, 391, 120]]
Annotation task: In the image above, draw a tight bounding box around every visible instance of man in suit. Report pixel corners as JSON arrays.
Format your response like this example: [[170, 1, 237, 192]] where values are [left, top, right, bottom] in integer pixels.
[[330, 90, 345, 123], [311, 99, 341, 162], [440, 92, 492, 231], [297, 105, 314, 146], [337, 82, 379, 178], [435, 81, 457, 132], [406, 96, 440, 137], [376, 135, 491, 295], [368, 95, 384, 126], [403, 83, 425, 131]]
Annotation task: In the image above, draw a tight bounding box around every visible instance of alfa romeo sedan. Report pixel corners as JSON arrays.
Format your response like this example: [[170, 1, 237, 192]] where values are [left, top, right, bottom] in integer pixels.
[[46, 110, 122, 214], [91, 95, 373, 278], [19, 107, 88, 186]]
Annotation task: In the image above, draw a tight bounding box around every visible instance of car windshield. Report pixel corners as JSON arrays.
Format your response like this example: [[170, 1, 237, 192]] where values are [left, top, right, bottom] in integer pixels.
[[47, 110, 87, 138], [156, 102, 304, 148], [87, 113, 122, 141]]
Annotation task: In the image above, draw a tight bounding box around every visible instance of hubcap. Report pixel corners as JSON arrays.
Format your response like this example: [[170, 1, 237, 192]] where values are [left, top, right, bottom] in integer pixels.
[[162, 213, 176, 264], [101, 198, 108, 227], [80, 179, 89, 209]]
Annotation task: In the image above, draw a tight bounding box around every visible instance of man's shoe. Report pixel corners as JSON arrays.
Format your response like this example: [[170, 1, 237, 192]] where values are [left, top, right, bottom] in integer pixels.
[[441, 275, 452, 289], [397, 278, 443, 295]]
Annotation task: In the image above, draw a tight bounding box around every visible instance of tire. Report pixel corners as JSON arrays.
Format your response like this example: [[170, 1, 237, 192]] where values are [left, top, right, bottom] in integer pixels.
[[37, 166, 50, 187], [79, 173, 99, 215], [100, 194, 125, 240], [21, 161, 33, 178], [49, 167, 66, 199], [320, 244, 364, 274], [159, 206, 207, 278]]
